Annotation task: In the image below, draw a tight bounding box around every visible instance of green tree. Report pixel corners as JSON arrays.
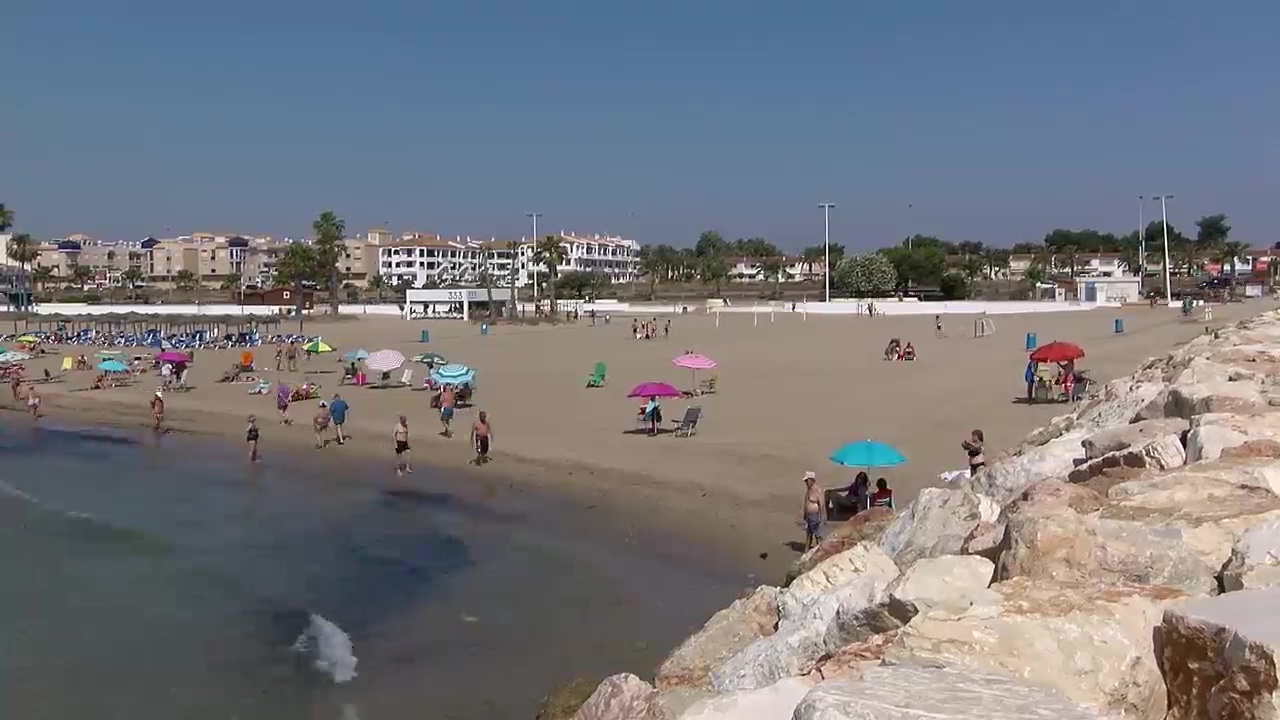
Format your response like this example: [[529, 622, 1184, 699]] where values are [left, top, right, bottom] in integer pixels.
[[0, 204, 12, 234], [1023, 265, 1046, 288], [638, 246, 663, 298], [699, 255, 730, 297], [833, 253, 897, 297], [1195, 214, 1231, 249], [311, 210, 346, 315], [939, 272, 969, 300], [981, 247, 1010, 282], [5, 233, 39, 308], [880, 245, 945, 288], [173, 268, 197, 291], [532, 235, 568, 311], [367, 273, 387, 303], [70, 262, 94, 290], [1215, 240, 1249, 279], [478, 246, 497, 322], [505, 240, 520, 317], [1061, 244, 1081, 278], [800, 245, 824, 280], [755, 256, 789, 298], [33, 266, 56, 295], [961, 255, 986, 284], [220, 273, 242, 291], [121, 267, 144, 301], [694, 230, 729, 259], [555, 270, 608, 299], [274, 242, 323, 331]]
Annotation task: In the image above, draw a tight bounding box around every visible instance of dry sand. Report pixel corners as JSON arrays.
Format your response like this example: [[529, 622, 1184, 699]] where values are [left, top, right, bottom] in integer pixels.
[[8, 301, 1274, 577]]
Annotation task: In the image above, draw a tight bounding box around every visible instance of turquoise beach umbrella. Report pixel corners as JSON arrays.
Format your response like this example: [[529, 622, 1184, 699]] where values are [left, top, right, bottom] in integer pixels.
[[829, 440, 906, 468], [97, 359, 128, 373], [431, 363, 475, 386], [342, 348, 369, 362]]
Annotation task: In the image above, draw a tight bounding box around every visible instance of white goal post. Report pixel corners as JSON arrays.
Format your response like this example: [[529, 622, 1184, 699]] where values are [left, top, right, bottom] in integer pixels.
[[974, 316, 996, 338]]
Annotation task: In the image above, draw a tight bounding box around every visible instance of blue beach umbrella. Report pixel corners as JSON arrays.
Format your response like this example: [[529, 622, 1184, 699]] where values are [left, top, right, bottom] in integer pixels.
[[342, 348, 369, 362], [431, 363, 475, 386], [829, 439, 906, 468], [97, 359, 128, 373]]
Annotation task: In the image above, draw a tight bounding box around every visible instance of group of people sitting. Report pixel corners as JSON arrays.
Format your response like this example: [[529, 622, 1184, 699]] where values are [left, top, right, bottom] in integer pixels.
[[632, 318, 669, 341], [1025, 360, 1086, 402], [883, 338, 917, 362]]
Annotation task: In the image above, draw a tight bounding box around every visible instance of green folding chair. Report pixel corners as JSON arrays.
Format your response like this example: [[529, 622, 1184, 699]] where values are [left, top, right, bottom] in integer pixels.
[[586, 361, 607, 388]]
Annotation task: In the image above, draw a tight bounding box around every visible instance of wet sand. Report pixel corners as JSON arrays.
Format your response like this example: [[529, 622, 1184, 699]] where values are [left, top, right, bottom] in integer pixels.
[[8, 300, 1273, 578]]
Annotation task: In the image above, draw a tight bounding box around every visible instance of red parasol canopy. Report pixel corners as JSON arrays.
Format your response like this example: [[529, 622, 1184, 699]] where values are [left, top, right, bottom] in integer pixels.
[[1030, 341, 1085, 363]]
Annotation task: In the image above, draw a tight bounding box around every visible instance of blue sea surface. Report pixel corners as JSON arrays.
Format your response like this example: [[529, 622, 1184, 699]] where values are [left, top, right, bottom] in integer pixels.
[[0, 420, 747, 720]]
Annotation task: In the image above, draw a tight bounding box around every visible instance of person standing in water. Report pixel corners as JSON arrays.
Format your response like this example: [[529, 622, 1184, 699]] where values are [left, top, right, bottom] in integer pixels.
[[470, 410, 492, 465], [150, 390, 165, 432], [245, 415, 260, 462], [394, 415, 412, 476], [26, 385, 40, 420], [802, 471, 824, 550]]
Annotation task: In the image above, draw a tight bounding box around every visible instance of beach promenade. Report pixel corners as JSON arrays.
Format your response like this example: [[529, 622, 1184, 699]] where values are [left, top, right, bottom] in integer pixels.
[[6, 301, 1274, 575]]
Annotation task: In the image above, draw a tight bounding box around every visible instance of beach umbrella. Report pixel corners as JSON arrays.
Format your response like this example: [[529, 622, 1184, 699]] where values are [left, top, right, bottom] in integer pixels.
[[303, 339, 334, 354], [97, 359, 128, 373], [342, 348, 369, 362], [1030, 341, 1085, 364], [829, 439, 906, 468], [672, 352, 718, 387], [0, 351, 30, 364], [430, 363, 475, 386], [364, 349, 406, 373], [96, 350, 124, 358], [626, 381, 683, 399], [15, 335, 38, 344], [411, 352, 447, 366], [155, 351, 191, 363]]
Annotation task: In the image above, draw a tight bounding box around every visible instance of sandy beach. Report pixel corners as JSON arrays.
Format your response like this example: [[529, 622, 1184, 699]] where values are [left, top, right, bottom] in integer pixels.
[[9, 301, 1275, 577]]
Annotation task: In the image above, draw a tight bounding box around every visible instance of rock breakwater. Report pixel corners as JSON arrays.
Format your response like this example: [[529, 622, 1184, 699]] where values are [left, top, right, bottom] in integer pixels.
[[570, 310, 1280, 719]]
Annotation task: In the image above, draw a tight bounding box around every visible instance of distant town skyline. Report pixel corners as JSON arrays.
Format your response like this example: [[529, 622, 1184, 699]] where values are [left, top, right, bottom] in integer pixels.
[[3, 1, 1274, 248]]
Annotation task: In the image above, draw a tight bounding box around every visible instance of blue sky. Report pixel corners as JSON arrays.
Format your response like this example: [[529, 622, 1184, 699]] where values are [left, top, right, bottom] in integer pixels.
[[3, 0, 1276, 249]]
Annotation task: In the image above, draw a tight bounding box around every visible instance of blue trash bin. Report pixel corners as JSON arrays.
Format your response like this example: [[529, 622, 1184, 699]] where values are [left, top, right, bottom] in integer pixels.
[[1025, 332, 1037, 351], [420, 329, 430, 343], [1114, 318, 1124, 334], [480, 323, 489, 336]]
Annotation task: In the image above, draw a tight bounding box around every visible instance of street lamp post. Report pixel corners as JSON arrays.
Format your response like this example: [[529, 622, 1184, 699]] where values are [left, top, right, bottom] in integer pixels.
[[526, 212, 542, 302], [1153, 194, 1174, 305], [818, 203, 835, 302], [1137, 196, 1145, 291]]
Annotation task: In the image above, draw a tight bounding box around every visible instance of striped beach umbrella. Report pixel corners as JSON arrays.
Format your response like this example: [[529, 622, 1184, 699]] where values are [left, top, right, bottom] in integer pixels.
[[364, 349, 406, 373], [0, 351, 30, 364], [430, 363, 475, 386], [303, 339, 334, 354], [672, 352, 718, 387]]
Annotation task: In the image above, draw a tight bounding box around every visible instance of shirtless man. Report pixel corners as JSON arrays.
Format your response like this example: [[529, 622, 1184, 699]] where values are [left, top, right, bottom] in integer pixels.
[[313, 401, 331, 449], [439, 385, 456, 437], [802, 471, 824, 550], [470, 411, 492, 465], [393, 415, 412, 476], [26, 385, 40, 420], [150, 390, 165, 432]]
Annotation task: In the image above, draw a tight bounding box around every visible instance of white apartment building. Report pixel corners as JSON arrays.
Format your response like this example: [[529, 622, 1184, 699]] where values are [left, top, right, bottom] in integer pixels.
[[378, 232, 639, 289], [727, 255, 823, 282]]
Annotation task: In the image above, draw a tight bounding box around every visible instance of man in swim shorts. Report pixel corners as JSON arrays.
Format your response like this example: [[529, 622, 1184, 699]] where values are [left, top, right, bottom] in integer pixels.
[[802, 471, 824, 550], [439, 385, 456, 437], [394, 415, 412, 476], [470, 410, 492, 465]]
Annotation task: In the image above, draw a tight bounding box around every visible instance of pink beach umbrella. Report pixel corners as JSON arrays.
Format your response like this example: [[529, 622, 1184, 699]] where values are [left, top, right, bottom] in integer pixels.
[[672, 352, 717, 388]]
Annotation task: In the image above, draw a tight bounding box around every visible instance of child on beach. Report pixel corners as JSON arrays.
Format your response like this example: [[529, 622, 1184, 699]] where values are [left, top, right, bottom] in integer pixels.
[[245, 415, 260, 462], [869, 478, 895, 510]]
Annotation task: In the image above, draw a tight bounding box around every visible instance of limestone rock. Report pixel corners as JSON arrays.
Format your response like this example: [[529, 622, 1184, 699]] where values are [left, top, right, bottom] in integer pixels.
[[1067, 433, 1186, 484], [573, 674, 672, 720], [886, 578, 1184, 717], [809, 631, 898, 681], [787, 508, 895, 584], [969, 434, 1084, 504], [877, 488, 998, 568], [792, 666, 1110, 720], [676, 678, 813, 720], [1158, 359, 1273, 419], [1220, 519, 1280, 591], [1076, 372, 1168, 431], [712, 574, 892, 693], [655, 586, 780, 691], [1082, 417, 1190, 460], [1186, 412, 1280, 462], [1159, 587, 1280, 719], [1009, 479, 1107, 515], [959, 520, 1003, 562], [1019, 413, 1076, 449], [885, 555, 994, 622], [780, 542, 899, 620]]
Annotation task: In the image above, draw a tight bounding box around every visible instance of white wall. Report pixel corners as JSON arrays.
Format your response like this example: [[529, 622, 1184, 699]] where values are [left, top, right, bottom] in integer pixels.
[[32, 303, 404, 317]]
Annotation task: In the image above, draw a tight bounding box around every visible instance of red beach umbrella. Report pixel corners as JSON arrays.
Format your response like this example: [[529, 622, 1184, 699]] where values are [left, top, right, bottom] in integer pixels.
[[1030, 341, 1085, 363]]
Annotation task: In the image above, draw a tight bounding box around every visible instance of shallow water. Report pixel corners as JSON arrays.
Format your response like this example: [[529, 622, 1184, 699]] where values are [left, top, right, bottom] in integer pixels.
[[0, 421, 748, 719]]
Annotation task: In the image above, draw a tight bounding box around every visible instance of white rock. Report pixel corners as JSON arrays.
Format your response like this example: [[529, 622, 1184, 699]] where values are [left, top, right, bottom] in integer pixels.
[[1081, 417, 1190, 460], [791, 666, 1110, 720], [779, 543, 899, 620], [1067, 433, 1187, 484], [1221, 519, 1280, 591], [886, 578, 1184, 718], [656, 586, 781, 691], [885, 555, 994, 620], [1186, 412, 1280, 462], [1075, 373, 1168, 432], [969, 434, 1084, 504], [574, 674, 672, 720], [1159, 587, 1280, 719], [877, 488, 997, 568], [676, 678, 813, 720]]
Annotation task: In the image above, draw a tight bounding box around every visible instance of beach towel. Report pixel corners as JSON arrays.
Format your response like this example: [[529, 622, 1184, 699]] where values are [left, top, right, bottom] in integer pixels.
[[938, 468, 971, 484]]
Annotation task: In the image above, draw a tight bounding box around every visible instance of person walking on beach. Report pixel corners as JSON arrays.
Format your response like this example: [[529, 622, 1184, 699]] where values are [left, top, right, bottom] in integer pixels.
[[276, 382, 291, 425], [394, 415, 412, 476], [313, 401, 331, 449], [470, 410, 492, 465], [329, 393, 349, 445], [150, 390, 165, 432], [10, 374, 22, 403], [935, 314, 944, 338], [274, 343, 284, 371], [439, 385, 456, 437], [286, 341, 299, 372], [25, 385, 40, 420], [245, 415, 260, 462], [802, 471, 824, 550]]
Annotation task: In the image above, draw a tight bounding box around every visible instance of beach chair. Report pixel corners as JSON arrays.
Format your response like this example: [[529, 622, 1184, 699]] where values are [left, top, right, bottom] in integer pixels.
[[248, 379, 270, 394], [61, 357, 73, 372], [698, 374, 718, 394], [586, 362, 607, 388], [672, 406, 702, 437], [399, 368, 413, 387]]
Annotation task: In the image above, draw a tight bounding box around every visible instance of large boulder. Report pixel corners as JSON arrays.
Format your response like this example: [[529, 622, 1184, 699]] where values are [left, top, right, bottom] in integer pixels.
[[654, 586, 780, 691], [885, 555, 994, 621], [676, 678, 813, 720], [786, 507, 895, 584], [792, 666, 1110, 720], [1067, 433, 1186, 484], [1081, 417, 1190, 460], [1152, 358, 1275, 419], [886, 578, 1184, 718], [1159, 587, 1280, 719], [573, 674, 672, 720], [711, 574, 892, 693], [1076, 371, 1169, 432], [780, 542, 899, 620], [1186, 412, 1280, 462], [1220, 519, 1280, 591], [968, 434, 1084, 504], [877, 488, 998, 568]]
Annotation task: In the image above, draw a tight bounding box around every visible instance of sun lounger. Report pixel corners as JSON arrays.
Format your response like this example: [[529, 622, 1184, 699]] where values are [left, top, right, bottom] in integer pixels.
[[672, 406, 702, 437], [698, 375, 718, 394], [248, 380, 271, 394], [586, 362, 607, 388]]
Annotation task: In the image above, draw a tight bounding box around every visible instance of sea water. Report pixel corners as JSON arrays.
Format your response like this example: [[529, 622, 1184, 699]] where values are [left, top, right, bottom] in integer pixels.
[[0, 421, 747, 719]]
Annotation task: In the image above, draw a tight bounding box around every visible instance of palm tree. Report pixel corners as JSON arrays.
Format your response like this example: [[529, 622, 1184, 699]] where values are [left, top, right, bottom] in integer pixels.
[[800, 246, 824, 281], [0, 204, 12, 234], [478, 246, 496, 322], [367, 273, 387, 303], [755, 256, 788, 298], [5, 233, 39, 309], [531, 235, 568, 312], [220, 273, 243, 291], [311, 211, 346, 315], [70, 263, 93, 290], [506, 240, 520, 318], [961, 256, 986, 285], [699, 255, 730, 297], [1061, 244, 1080, 278], [1216, 240, 1249, 281], [639, 247, 663, 299], [173, 269, 197, 291], [121, 267, 144, 301]]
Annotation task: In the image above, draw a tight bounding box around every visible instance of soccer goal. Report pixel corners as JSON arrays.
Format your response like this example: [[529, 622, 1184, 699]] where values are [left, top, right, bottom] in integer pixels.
[[974, 315, 996, 339]]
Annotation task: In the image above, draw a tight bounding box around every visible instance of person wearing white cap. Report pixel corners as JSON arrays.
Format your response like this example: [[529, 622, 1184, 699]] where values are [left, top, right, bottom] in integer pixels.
[[150, 389, 165, 432], [313, 400, 331, 450], [802, 471, 824, 550]]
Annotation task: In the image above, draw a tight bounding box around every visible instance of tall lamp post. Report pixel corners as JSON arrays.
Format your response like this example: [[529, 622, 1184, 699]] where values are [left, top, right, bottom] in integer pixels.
[[526, 212, 542, 301], [818, 203, 835, 302], [1137, 196, 1145, 291], [1152, 194, 1174, 305]]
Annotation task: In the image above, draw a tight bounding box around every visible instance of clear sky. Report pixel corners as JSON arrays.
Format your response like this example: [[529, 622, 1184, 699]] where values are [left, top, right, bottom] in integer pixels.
[[2, 0, 1275, 249]]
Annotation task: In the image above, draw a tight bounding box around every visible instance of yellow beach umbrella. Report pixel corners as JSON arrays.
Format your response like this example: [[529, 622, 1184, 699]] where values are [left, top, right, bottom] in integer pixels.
[[15, 335, 39, 344]]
